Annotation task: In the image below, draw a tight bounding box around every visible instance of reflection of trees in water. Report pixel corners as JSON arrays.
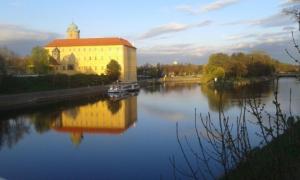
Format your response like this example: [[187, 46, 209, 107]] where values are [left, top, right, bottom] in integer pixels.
[[0, 117, 30, 150], [201, 81, 274, 112], [142, 83, 198, 94], [106, 100, 122, 114], [30, 111, 61, 133]]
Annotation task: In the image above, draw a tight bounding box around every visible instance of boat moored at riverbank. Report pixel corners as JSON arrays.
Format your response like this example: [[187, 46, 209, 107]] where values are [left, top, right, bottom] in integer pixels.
[[107, 82, 140, 94]]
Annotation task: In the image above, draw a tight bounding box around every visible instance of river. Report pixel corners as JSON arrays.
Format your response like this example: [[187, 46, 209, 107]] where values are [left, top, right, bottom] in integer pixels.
[[0, 78, 299, 179]]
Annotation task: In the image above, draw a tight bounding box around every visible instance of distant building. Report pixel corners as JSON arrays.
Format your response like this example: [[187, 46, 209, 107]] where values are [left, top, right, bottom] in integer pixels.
[[45, 23, 137, 82]]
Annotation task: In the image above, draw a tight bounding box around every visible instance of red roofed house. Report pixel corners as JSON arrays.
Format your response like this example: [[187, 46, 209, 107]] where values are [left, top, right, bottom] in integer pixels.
[[45, 23, 137, 82]]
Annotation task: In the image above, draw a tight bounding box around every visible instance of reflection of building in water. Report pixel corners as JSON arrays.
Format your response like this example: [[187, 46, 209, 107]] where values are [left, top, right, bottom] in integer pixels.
[[52, 96, 137, 145]]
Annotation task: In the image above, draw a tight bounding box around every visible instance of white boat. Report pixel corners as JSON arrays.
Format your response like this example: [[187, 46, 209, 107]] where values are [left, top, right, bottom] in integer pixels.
[[107, 82, 140, 94]]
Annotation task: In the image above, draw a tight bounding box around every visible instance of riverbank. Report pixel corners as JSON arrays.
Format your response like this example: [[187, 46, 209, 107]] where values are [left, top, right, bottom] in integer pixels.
[[0, 85, 109, 112], [209, 76, 275, 89], [138, 76, 202, 85], [0, 76, 276, 113], [223, 118, 300, 180], [0, 74, 111, 94]]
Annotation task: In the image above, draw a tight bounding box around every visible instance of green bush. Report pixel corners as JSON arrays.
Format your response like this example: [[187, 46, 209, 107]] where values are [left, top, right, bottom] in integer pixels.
[[0, 74, 113, 94]]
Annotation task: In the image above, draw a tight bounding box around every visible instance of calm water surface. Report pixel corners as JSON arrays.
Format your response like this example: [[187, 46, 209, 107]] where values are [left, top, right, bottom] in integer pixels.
[[0, 78, 299, 179]]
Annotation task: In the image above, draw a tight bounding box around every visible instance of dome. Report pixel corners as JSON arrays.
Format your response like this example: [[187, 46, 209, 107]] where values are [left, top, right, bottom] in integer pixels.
[[67, 22, 79, 32]]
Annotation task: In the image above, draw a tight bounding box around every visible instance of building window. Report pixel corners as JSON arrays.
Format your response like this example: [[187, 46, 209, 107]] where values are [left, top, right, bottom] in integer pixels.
[[68, 65, 74, 70]]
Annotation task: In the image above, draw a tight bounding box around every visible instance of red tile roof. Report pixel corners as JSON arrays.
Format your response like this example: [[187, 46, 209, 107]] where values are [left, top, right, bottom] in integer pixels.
[[45, 37, 136, 49], [52, 126, 127, 135]]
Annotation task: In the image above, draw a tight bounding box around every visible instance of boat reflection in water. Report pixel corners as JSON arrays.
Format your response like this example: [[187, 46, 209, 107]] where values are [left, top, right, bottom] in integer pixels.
[[108, 91, 139, 101], [51, 95, 137, 145]]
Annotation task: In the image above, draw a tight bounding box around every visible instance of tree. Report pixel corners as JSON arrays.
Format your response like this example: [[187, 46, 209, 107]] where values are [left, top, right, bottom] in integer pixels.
[[28, 46, 50, 74], [106, 59, 121, 81], [0, 54, 6, 76], [208, 53, 230, 67]]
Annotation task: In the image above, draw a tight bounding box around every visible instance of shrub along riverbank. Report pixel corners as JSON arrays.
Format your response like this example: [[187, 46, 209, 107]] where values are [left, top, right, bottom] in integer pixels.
[[0, 74, 112, 94], [224, 117, 300, 180]]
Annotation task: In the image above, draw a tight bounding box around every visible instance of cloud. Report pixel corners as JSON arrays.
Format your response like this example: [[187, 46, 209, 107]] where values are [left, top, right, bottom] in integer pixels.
[[139, 43, 212, 56], [0, 24, 60, 41], [137, 43, 214, 65], [201, 0, 240, 12], [0, 24, 61, 55], [138, 30, 299, 65], [139, 20, 212, 39], [225, 31, 289, 42], [223, 12, 295, 28], [252, 13, 295, 27], [176, 0, 240, 14], [281, 0, 300, 6]]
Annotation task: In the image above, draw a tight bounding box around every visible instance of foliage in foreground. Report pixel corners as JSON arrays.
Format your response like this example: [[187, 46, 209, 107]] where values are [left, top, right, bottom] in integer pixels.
[[172, 80, 300, 180]]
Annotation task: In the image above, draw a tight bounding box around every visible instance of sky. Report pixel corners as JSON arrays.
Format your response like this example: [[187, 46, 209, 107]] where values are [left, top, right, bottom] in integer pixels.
[[0, 0, 300, 65]]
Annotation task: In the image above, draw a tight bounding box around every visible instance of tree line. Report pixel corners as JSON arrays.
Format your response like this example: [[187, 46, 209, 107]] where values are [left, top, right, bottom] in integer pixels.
[[203, 52, 299, 82], [137, 63, 203, 79], [0, 46, 122, 93]]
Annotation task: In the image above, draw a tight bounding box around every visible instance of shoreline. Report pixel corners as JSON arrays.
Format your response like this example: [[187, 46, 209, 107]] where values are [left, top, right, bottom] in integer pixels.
[[208, 76, 275, 89], [0, 76, 282, 113], [0, 85, 109, 113]]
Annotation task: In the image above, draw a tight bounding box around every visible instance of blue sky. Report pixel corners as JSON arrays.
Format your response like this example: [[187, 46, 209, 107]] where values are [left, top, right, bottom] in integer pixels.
[[0, 0, 299, 64]]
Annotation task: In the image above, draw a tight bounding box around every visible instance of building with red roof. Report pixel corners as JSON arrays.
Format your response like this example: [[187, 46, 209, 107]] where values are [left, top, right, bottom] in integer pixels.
[[45, 23, 137, 82]]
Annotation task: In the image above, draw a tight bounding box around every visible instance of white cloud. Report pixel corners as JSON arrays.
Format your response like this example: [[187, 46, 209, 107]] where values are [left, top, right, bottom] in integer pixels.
[[201, 0, 240, 12], [0, 24, 61, 55], [225, 31, 289, 42], [281, 0, 300, 6], [223, 12, 295, 28], [139, 20, 212, 39], [176, 0, 240, 14], [139, 43, 213, 57], [0, 24, 60, 42]]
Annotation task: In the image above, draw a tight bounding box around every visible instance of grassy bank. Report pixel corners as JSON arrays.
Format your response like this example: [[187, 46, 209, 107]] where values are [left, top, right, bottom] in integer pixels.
[[0, 74, 112, 94], [224, 117, 300, 180]]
